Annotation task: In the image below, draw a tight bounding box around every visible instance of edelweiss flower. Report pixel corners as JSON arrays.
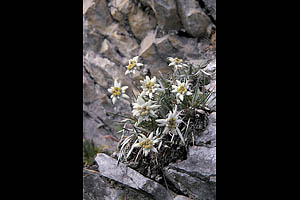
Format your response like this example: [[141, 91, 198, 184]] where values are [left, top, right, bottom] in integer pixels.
[[172, 80, 193, 102], [132, 96, 160, 124], [156, 105, 185, 144], [107, 80, 129, 104], [168, 57, 188, 71], [140, 76, 163, 99], [132, 132, 160, 156], [125, 56, 143, 75]]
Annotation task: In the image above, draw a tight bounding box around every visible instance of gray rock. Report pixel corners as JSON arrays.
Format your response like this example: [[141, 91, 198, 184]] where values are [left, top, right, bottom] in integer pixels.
[[174, 195, 192, 200], [95, 153, 174, 200], [164, 146, 216, 199], [139, 31, 158, 62], [168, 35, 200, 59], [83, 169, 154, 200], [104, 23, 140, 58], [202, 0, 216, 21], [128, 6, 157, 40], [148, 0, 181, 31], [176, 0, 212, 37], [84, 0, 113, 35], [100, 39, 123, 65], [83, 16, 104, 53], [195, 112, 216, 147], [83, 70, 97, 104], [155, 34, 181, 59], [203, 59, 216, 75]]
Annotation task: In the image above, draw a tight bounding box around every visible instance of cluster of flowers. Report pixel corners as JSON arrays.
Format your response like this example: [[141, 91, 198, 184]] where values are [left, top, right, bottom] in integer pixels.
[[107, 56, 210, 160]]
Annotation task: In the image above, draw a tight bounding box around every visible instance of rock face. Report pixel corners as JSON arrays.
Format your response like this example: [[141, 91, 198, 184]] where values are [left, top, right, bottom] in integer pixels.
[[164, 146, 216, 199], [176, 0, 212, 37], [128, 6, 157, 40], [83, 169, 154, 200], [195, 112, 216, 147], [95, 153, 174, 200], [83, 0, 216, 197], [202, 0, 216, 21]]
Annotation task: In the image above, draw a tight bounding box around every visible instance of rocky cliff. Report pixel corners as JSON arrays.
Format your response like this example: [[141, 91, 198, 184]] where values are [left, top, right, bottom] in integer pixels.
[[83, 0, 216, 199]]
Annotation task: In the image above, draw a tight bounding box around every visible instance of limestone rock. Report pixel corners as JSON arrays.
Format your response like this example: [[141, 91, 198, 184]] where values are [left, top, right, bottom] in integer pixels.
[[111, 0, 134, 15], [84, 0, 113, 35], [202, 0, 216, 21], [176, 0, 211, 37], [110, 6, 124, 22], [83, 169, 154, 200], [83, 16, 104, 53], [105, 23, 139, 58], [195, 111, 216, 147], [149, 0, 181, 31], [83, 70, 97, 104], [174, 195, 192, 200], [100, 39, 122, 65], [168, 35, 200, 59], [83, 0, 94, 15], [128, 6, 156, 40], [164, 146, 216, 199], [95, 153, 174, 200], [110, 0, 134, 22], [155, 34, 181, 59], [139, 31, 157, 62]]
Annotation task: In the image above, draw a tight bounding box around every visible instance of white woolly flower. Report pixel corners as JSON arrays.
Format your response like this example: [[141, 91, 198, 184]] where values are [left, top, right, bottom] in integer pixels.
[[132, 96, 160, 124], [132, 132, 160, 157], [140, 76, 164, 99], [168, 57, 188, 71], [125, 56, 143, 75], [107, 80, 129, 104], [156, 105, 185, 144], [171, 80, 193, 103]]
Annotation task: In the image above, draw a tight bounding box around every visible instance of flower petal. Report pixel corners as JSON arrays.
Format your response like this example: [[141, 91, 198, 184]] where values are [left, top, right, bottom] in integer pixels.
[[121, 94, 129, 99], [151, 147, 158, 153], [149, 132, 154, 139], [179, 94, 184, 101], [112, 97, 117, 104]]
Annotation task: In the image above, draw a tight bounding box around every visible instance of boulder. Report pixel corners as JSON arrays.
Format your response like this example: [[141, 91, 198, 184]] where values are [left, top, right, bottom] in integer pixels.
[[84, 0, 113, 35], [128, 6, 156, 40], [202, 0, 216, 21], [176, 0, 211, 37], [105, 23, 140, 58], [83, 169, 154, 200], [147, 0, 181, 31], [95, 153, 174, 200], [195, 112, 216, 147], [164, 146, 216, 199], [100, 39, 123, 65]]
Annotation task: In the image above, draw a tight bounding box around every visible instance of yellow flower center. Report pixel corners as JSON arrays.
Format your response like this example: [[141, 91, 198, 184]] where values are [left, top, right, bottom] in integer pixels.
[[140, 105, 149, 116], [178, 84, 187, 94], [112, 87, 121, 97], [168, 118, 177, 129], [139, 138, 153, 149], [127, 60, 136, 70], [174, 57, 183, 64], [145, 81, 155, 91]]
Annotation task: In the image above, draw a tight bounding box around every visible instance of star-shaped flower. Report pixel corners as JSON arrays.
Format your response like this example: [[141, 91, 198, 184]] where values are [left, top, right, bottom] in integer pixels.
[[140, 76, 164, 99], [171, 79, 193, 103], [132, 132, 160, 156], [168, 57, 188, 71], [156, 105, 185, 144], [132, 96, 160, 124], [107, 80, 129, 104], [125, 56, 143, 75]]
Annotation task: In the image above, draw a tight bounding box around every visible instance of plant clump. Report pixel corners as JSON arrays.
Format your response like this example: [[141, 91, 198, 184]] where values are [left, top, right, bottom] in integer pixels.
[[107, 56, 215, 184]]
